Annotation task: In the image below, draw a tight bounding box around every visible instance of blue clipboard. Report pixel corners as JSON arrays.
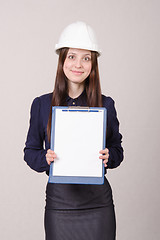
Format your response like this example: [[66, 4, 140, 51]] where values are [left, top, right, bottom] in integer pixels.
[[48, 106, 107, 185]]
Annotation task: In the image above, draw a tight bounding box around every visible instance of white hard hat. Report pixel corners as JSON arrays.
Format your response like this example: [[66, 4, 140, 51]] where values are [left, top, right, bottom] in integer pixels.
[[55, 21, 101, 56]]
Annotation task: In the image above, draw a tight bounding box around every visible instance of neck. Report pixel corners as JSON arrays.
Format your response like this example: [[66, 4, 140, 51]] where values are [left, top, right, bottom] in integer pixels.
[[68, 82, 85, 99]]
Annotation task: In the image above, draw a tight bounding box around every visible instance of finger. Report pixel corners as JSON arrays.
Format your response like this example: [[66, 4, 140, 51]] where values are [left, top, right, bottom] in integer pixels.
[[46, 158, 54, 165], [46, 150, 57, 157], [47, 149, 56, 155], [46, 154, 57, 159], [103, 159, 108, 164], [46, 152, 56, 165], [46, 160, 51, 165], [99, 148, 109, 154], [47, 149, 53, 154], [46, 158, 55, 162], [46, 159, 51, 165], [46, 153, 57, 159], [47, 160, 53, 165], [46, 154, 56, 160], [103, 160, 108, 167], [99, 153, 109, 160]]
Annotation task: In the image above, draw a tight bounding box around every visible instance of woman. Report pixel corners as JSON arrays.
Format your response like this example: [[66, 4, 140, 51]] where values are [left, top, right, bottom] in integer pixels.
[[24, 21, 123, 240]]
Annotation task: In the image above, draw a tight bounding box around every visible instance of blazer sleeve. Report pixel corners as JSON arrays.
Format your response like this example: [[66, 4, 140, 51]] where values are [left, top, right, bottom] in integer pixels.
[[24, 97, 50, 172], [105, 98, 124, 169]]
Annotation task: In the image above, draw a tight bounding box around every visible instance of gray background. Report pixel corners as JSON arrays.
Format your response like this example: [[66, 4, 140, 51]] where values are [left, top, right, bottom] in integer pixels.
[[0, 0, 160, 239]]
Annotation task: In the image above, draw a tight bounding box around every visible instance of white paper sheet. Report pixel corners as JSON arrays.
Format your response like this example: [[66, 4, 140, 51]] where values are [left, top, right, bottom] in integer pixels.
[[52, 109, 104, 177]]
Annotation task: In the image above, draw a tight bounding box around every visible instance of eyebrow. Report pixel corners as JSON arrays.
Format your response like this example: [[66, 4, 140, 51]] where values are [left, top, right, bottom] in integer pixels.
[[68, 52, 91, 56]]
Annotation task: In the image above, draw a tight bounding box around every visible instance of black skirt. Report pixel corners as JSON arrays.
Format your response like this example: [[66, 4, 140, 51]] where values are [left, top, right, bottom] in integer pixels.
[[44, 178, 116, 240], [45, 206, 116, 240]]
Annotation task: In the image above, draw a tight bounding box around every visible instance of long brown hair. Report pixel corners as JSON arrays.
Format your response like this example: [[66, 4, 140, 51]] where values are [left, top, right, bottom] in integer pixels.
[[47, 47, 102, 142]]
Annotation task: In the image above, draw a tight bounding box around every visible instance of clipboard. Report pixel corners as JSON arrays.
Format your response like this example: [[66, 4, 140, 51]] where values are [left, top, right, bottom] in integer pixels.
[[48, 106, 107, 185]]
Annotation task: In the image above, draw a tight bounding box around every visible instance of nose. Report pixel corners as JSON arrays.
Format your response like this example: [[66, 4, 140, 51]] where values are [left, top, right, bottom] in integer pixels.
[[75, 58, 82, 68]]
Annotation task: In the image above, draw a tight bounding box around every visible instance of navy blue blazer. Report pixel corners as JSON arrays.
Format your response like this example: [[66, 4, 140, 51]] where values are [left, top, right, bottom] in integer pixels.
[[24, 90, 123, 174]]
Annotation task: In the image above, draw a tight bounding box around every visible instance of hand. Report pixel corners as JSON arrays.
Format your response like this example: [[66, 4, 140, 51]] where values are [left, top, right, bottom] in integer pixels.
[[46, 149, 57, 165], [99, 148, 109, 167]]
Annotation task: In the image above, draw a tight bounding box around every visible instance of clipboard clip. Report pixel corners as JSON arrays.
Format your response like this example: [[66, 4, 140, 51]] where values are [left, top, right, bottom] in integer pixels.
[[68, 106, 89, 109], [64, 107, 99, 113]]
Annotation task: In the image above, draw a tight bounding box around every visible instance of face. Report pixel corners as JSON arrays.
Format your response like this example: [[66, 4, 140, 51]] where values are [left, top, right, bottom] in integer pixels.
[[63, 48, 92, 87]]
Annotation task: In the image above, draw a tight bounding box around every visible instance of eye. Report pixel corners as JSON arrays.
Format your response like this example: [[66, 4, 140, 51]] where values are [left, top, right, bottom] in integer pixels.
[[68, 55, 75, 59], [83, 56, 91, 61]]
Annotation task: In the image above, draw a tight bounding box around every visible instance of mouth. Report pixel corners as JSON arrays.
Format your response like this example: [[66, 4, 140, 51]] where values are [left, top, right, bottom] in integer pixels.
[[71, 70, 84, 75]]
